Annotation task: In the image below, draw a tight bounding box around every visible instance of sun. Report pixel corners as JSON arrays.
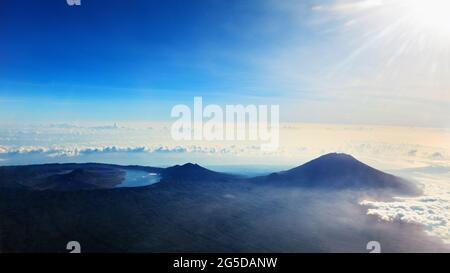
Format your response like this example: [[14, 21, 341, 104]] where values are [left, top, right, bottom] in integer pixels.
[[398, 0, 450, 36]]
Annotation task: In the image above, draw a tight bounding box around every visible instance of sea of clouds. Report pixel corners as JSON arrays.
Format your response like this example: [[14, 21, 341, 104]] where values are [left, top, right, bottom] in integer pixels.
[[362, 168, 450, 244], [0, 121, 448, 168]]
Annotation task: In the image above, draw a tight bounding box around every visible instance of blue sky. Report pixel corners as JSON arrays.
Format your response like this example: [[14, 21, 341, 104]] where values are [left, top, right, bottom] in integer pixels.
[[1, 0, 449, 126], [0, 0, 313, 121]]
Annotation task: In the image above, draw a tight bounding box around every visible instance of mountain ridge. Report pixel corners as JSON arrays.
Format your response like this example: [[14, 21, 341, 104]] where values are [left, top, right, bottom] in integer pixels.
[[0, 153, 419, 194], [253, 153, 419, 195], [161, 162, 238, 182]]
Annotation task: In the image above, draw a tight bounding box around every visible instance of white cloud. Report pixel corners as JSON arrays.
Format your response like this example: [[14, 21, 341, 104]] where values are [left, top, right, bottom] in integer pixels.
[[0, 145, 234, 157], [361, 170, 450, 244], [0, 121, 449, 168], [431, 152, 445, 160], [312, 0, 383, 12]]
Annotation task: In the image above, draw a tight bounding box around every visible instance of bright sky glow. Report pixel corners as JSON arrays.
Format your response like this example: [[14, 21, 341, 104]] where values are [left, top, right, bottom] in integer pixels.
[[404, 0, 450, 36]]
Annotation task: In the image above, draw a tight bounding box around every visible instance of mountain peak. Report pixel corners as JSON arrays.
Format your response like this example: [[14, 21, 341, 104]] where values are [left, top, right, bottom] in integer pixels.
[[162, 163, 235, 182], [181, 163, 201, 168], [169, 163, 206, 171], [307, 153, 362, 166], [258, 153, 419, 194], [317, 153, 356, 160], [287, 153, 368, 176]]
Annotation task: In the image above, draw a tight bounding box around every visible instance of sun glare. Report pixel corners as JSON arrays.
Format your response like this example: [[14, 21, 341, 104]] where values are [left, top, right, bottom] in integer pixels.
[[399, 0, 450, 36]]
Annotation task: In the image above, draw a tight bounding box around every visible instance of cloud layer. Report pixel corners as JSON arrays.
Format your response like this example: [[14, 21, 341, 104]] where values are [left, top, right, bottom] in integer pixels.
[[0, 121, 449, 168], [361, 169, 450, 244]]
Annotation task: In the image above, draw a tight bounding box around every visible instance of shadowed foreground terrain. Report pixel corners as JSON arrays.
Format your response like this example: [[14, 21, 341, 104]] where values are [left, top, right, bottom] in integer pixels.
[[0, 154, 448, 253]]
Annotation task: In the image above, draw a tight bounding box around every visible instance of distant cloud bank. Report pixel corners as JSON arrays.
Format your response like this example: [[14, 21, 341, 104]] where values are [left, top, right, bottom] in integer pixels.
[[0, 121, 448, 168]]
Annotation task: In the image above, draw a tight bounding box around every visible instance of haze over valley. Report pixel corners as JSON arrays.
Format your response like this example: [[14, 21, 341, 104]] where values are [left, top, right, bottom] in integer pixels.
[[1, 153, 449, 253]]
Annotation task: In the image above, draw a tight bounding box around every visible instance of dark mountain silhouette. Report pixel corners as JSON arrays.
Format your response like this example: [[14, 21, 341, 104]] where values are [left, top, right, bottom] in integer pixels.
[[1, 153, 438, 253], [0, 163, 162, 191], [0, 154, 417, 194], [161, 163, 237, 182], [35, 168, 125, 191], [0, 162, 236, 190], [253, 153, 419, 194]]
